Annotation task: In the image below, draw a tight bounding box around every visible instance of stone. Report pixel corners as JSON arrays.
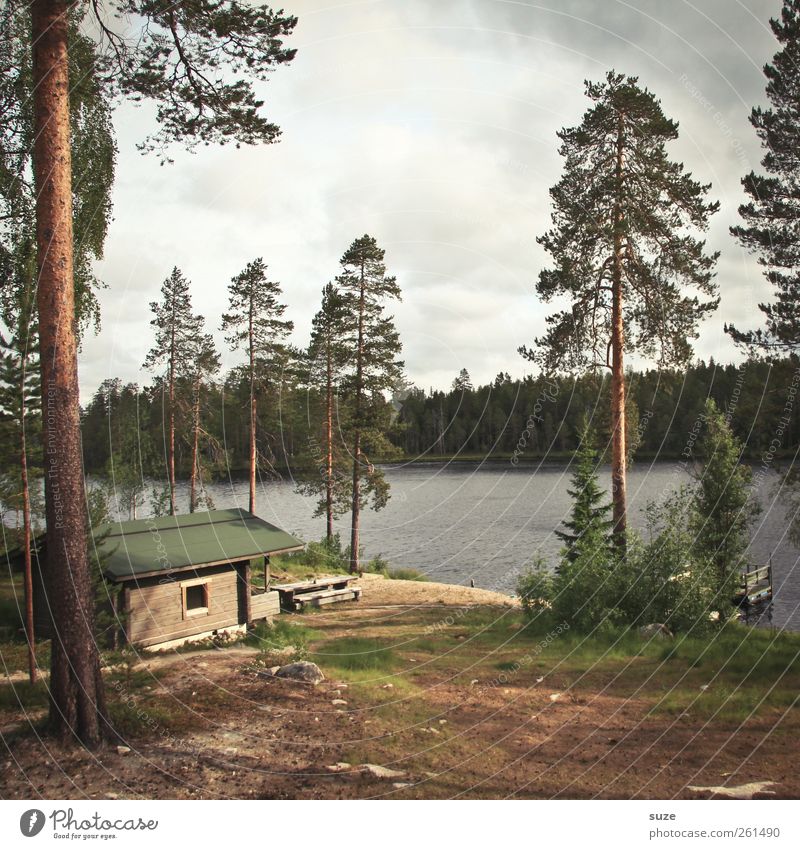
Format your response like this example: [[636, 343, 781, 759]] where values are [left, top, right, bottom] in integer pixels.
[[362, 763, 406, 779], [393, 782, 412, 789], [326, 762, 351, 773], [638, 623, 673, 640], [276, 661, 325, 684], [331, 699, 348, 706], [381, 683, 394, 689], [549, 693, 562, 702], [116, 746, 131, 755], [688, 781, 778, 799]]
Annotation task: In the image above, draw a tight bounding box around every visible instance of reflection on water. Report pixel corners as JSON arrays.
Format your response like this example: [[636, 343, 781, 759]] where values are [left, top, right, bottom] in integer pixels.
[[118, 461, 800, 631]]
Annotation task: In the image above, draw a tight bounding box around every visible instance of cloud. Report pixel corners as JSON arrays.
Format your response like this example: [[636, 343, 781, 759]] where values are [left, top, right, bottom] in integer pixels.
[[82, 0, 782, 398]]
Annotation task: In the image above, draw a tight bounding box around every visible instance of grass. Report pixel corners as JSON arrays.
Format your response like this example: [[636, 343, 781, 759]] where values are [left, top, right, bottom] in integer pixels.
[[315, 636, 399, 673]]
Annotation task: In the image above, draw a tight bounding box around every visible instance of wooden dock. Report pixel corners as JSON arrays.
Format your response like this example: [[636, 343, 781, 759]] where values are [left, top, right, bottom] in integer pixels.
[[271, 575, 362, 612], [734, 563, 773, 623]]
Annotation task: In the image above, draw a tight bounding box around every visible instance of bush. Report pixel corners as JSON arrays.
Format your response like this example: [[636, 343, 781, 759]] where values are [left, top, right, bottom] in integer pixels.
[[515, 557, 553, 616], [619, 490, 717, 636], [387, 567, 428, 581]]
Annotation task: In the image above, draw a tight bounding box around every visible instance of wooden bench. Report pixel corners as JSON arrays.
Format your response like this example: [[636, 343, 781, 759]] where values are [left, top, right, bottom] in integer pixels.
[[271, 575, 362, 612], [292, 586, 362, 611]]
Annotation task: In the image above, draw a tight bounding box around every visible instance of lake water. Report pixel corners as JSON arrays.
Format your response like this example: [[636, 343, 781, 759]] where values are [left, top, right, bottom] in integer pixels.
[[126, 461, 800, 631]]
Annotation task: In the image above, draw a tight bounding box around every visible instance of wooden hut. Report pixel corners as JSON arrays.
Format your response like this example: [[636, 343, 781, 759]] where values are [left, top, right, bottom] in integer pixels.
[[34, 508, 303, 649]]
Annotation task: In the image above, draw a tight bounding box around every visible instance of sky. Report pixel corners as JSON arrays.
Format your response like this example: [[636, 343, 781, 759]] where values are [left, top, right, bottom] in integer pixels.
[[82, 0, 782, 400]]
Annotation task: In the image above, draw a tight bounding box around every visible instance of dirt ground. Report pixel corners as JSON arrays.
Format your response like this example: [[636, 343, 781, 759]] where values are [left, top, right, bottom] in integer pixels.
[[1, 576, 797, 800]]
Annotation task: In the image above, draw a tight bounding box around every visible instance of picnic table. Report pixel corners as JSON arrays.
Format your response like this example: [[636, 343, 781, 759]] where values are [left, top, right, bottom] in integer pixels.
[[271, 574, 362, 611]]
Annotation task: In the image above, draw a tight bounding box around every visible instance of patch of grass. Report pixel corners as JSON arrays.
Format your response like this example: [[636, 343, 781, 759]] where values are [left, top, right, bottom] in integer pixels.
[[387, 567, 428, 582], [315, 637, 398, 672], [0, 679, 49, 713], [247, 618, 318, 651]]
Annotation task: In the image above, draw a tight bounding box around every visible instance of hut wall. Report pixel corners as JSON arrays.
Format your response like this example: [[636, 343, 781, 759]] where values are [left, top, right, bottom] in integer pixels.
[[123, 562, 245, 647]]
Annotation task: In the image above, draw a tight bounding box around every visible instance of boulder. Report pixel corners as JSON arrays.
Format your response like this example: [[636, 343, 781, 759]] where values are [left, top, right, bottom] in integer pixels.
[[362, 763, 405, 779], [638, 623, 673, 640], [275, 661, 325, 684]]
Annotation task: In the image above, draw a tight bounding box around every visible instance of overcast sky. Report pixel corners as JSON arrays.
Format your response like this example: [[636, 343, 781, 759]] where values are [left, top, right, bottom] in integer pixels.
[[82, 0, 781, 400]]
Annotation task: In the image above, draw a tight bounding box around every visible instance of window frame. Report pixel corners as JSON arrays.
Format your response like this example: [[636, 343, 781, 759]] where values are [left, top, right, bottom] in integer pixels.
[[181, 577, 212, 619]]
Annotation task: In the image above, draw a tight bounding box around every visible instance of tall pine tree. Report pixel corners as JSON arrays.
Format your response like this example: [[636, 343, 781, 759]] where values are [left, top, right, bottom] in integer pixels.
[[187, 331, 221, 514], [221, 258, 293, 515], [301, 283, 352, 539], [522, 71, 719, 551], [337, 236, 403, 573], [728, 0, 800, 351], [22, 0, 295, 746], [144, 268, 204, 515]]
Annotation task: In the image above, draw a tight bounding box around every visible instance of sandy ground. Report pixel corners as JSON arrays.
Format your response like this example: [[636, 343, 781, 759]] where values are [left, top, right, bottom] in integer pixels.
[[356, 573, 519, 608], [1, 575, 796, 800]]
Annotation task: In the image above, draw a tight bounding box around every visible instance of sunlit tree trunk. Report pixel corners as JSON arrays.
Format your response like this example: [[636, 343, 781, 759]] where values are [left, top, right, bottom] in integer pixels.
[[349, 264, 366, 573], [610, 111, 627, 551], [31, 0, 107, 746]]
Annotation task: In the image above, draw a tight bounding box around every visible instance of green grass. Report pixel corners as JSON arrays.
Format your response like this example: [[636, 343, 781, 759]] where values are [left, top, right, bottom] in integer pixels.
[[0, 678, 49, 714], [315, 637, 399, 672], [387, 567, 428, 582]]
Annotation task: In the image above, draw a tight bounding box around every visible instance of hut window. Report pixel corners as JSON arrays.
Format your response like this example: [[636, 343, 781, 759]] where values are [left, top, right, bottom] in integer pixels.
[[183, 582, 210, 617]]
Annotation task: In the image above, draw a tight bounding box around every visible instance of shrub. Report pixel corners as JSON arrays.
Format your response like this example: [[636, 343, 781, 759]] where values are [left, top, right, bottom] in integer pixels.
[[515, 557, 553, 616], [617, 489, 717, 635], [387, 567, 428, 581]]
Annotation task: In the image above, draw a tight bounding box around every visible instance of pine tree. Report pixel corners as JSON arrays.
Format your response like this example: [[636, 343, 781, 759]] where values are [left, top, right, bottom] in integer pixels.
[[555, 422, 612, 563], [522, 71, 719, 551], [221, 258, 293, 514], [187, 332, 221, 514], [300, 283, 352, 539], [337, 236, 404, 572], [144, 268, 204, 515], [691, 399, 760, 599], [452, 368, 473, 392], [0, 297, 42, 685], [728, 1, 800, 351], [23, 0, 295, 747]]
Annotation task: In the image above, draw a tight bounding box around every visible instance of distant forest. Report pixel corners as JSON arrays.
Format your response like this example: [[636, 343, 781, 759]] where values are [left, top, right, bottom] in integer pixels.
[[81, 355, 800, 482]]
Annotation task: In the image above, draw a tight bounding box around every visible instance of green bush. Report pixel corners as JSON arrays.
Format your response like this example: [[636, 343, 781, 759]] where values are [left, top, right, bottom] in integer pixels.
[[515, 557, 553, 616], [387, 567, 428, 581], [363, 554, 390, 576]]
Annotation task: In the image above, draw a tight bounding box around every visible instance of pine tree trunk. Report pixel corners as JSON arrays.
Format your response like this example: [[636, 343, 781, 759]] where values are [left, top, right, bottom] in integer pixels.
[[31, 0, 107, 746], [325, 345, 334, 541], [19, 362, 36, 684], [610, 111, 628, 552], [189, 378, 200, 513], [248, 306, 257, 515], [168, 329, 176, 515], [349, 268, 367, 573]]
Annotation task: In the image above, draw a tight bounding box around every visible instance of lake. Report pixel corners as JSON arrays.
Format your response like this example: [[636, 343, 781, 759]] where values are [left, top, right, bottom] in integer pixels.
[[123, 461, 800, 631]]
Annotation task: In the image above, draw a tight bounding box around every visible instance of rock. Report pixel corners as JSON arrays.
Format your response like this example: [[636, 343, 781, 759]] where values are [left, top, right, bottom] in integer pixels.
[[256, 666, 280, 678], [688, 781, 778, 799], [381, 683, 394, 689], [116, 745, 131, 755], [362, 763, 406, 779], [331, 699, 348, 706], [549, 692, 562, 702], [638, 623, 673, 640], [326, 762, 351, 773], [393, 782, 412, 789], [275, 661, 325, 684]]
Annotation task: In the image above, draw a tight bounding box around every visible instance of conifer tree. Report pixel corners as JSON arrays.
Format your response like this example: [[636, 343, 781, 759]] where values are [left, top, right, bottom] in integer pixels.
[[221, 259, 293, 514], [522, 71, 719, 551], [22, 0, 295, 746], [144, 268, 204, 515], [337, 235, 403, 572], [555, 422, 612, 563], [691, 400, 760, 597], [301, 283, 351, 539], [187, 332, 221, 514], [728, 0, 800, 351]]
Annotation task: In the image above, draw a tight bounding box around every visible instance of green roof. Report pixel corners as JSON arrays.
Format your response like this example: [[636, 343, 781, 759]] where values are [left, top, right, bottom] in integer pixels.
[[94, 509, 304, 581]]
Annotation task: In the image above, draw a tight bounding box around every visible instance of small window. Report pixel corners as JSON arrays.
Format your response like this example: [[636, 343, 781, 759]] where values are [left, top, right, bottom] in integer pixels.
[[183, 582, 210, 617]]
